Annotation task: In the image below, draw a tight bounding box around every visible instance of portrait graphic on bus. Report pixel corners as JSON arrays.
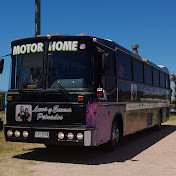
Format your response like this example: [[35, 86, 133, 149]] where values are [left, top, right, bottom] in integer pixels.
[[15, 105, 32, 122], [131, 84, 137, 101]]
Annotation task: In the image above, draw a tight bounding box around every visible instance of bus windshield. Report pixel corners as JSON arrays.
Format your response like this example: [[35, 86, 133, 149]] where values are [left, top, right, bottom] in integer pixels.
[[10, 40, 93, 90], [48, 50, 92, 89], [11, 52, 43, 89]]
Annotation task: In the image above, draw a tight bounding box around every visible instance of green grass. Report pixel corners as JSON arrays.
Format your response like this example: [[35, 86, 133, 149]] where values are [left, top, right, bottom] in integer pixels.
[[0, 111, 5, 114], [170, 114, 176, 121]]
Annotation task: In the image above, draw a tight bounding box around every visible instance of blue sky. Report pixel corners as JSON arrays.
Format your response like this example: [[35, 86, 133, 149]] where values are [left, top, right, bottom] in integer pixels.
[[0, 0, 176, 91]]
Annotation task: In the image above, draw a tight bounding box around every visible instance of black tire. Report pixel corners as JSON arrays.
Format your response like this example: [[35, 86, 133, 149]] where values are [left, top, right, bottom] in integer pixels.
[[155, 111, 162, 130], [44, 144, 56, 149], [44, 144, 64, 150], [106, 120, 120, 151]]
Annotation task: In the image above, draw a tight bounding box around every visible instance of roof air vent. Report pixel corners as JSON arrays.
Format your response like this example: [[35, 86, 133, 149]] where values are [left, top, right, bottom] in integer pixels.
[[132, 44, 139, 55]]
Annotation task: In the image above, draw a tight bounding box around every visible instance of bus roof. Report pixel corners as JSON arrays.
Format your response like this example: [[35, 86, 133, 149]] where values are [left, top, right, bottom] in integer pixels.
[[11, 35, 169, 74]]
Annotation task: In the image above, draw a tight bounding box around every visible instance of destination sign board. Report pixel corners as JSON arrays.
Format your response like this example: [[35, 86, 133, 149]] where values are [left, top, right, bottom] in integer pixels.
[[12, 41, 79, 55]]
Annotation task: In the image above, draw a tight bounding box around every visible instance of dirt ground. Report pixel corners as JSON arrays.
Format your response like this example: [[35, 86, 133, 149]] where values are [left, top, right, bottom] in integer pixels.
[[0, 119, 176, 176]]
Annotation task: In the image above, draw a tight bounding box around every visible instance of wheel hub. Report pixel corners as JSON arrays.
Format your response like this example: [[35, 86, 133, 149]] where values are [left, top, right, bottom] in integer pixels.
[[112, 127, 119, 143]]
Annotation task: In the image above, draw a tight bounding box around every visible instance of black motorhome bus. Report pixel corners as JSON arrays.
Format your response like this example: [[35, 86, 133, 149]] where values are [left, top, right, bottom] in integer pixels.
[[2, 34, 170, 150]]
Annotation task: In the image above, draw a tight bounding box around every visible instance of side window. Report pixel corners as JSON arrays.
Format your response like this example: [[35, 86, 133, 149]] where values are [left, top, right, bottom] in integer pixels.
[[166, 74, 169, 89], [160, 72, 165, 88], [144, 64, 152, 85], [104, 51, 116, 92], [153, 69, 159, 87], [105, 52, 115, 77], [133, 59, 143, 83], [118, 52, 132, 81], [97, 50, 103, 74]]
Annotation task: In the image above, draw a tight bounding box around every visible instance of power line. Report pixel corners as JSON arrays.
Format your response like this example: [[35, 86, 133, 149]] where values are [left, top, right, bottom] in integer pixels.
[[0, 54, 11, 59]]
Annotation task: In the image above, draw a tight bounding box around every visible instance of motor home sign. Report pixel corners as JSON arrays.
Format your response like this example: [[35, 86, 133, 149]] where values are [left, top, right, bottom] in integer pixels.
[[12, 41, 78, 55]]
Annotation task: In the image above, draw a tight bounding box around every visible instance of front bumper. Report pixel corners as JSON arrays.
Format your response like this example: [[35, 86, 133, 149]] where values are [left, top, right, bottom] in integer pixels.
[[4, 125, 95, 146]]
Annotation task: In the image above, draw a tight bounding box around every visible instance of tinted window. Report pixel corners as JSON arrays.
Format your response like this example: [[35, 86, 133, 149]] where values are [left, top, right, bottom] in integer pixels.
[[144, 64, 152, 85], [133, 60, 143, 83], [48, 50, 92, 89], [118, 52, 132, 81], [160, 72, 165, 88], [166, 74, 169, 89], [11, 53, 43, 89], [153, 69, 159, 87], [105, 52, 115, 76], [105, 52, 116, 92]]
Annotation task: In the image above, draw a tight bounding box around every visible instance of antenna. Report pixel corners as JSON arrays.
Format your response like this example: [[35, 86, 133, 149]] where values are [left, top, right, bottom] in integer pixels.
[[35, 0, 41, 36]]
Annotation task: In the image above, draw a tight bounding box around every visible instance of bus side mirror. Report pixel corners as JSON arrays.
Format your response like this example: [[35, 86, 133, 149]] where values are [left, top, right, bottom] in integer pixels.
[[0, 59, 4, 74]]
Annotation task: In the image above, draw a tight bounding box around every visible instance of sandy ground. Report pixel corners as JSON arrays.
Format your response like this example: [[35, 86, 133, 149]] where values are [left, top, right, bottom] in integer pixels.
[[0, 120, 176, 176]]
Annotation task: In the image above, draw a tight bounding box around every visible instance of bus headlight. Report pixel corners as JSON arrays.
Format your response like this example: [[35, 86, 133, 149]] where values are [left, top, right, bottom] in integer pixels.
[[67, 132, 74, 140], [7, 130, 13, 137], [77, 133, 83, 140], [58, 132, 64, 140], [14, 130, 20, 137], [23, 131, 28, 138]]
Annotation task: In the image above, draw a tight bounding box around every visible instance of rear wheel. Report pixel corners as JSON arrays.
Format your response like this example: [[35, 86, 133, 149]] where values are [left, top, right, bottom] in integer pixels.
[[155, 111, 162, 130]]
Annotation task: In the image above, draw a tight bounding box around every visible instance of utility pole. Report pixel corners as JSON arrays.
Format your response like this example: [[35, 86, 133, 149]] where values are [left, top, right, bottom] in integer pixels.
[[35, 0, 41, 36]]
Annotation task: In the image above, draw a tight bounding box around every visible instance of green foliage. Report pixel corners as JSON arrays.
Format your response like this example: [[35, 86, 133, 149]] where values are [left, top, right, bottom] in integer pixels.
[[171, 100, 175, 109], [170, 74, 176, 110], [0, 91, 5, 111], [170, 74, 176, 83]]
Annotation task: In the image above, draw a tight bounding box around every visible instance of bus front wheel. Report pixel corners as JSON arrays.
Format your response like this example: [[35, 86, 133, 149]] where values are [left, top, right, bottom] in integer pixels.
[[106, 120, 120, 151]]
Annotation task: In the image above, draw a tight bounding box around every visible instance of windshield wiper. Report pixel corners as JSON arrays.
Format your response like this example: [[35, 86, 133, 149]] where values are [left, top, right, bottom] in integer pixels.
[[48, 72, 69, 94], [34, 70, 43, 86]]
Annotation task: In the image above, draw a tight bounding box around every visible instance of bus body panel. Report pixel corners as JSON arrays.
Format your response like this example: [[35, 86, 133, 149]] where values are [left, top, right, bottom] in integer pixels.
[[6, 102, 85, 126], [123, 104, 169, 136], [4, 35, 171, 148], [93, 103, 125, 146]]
